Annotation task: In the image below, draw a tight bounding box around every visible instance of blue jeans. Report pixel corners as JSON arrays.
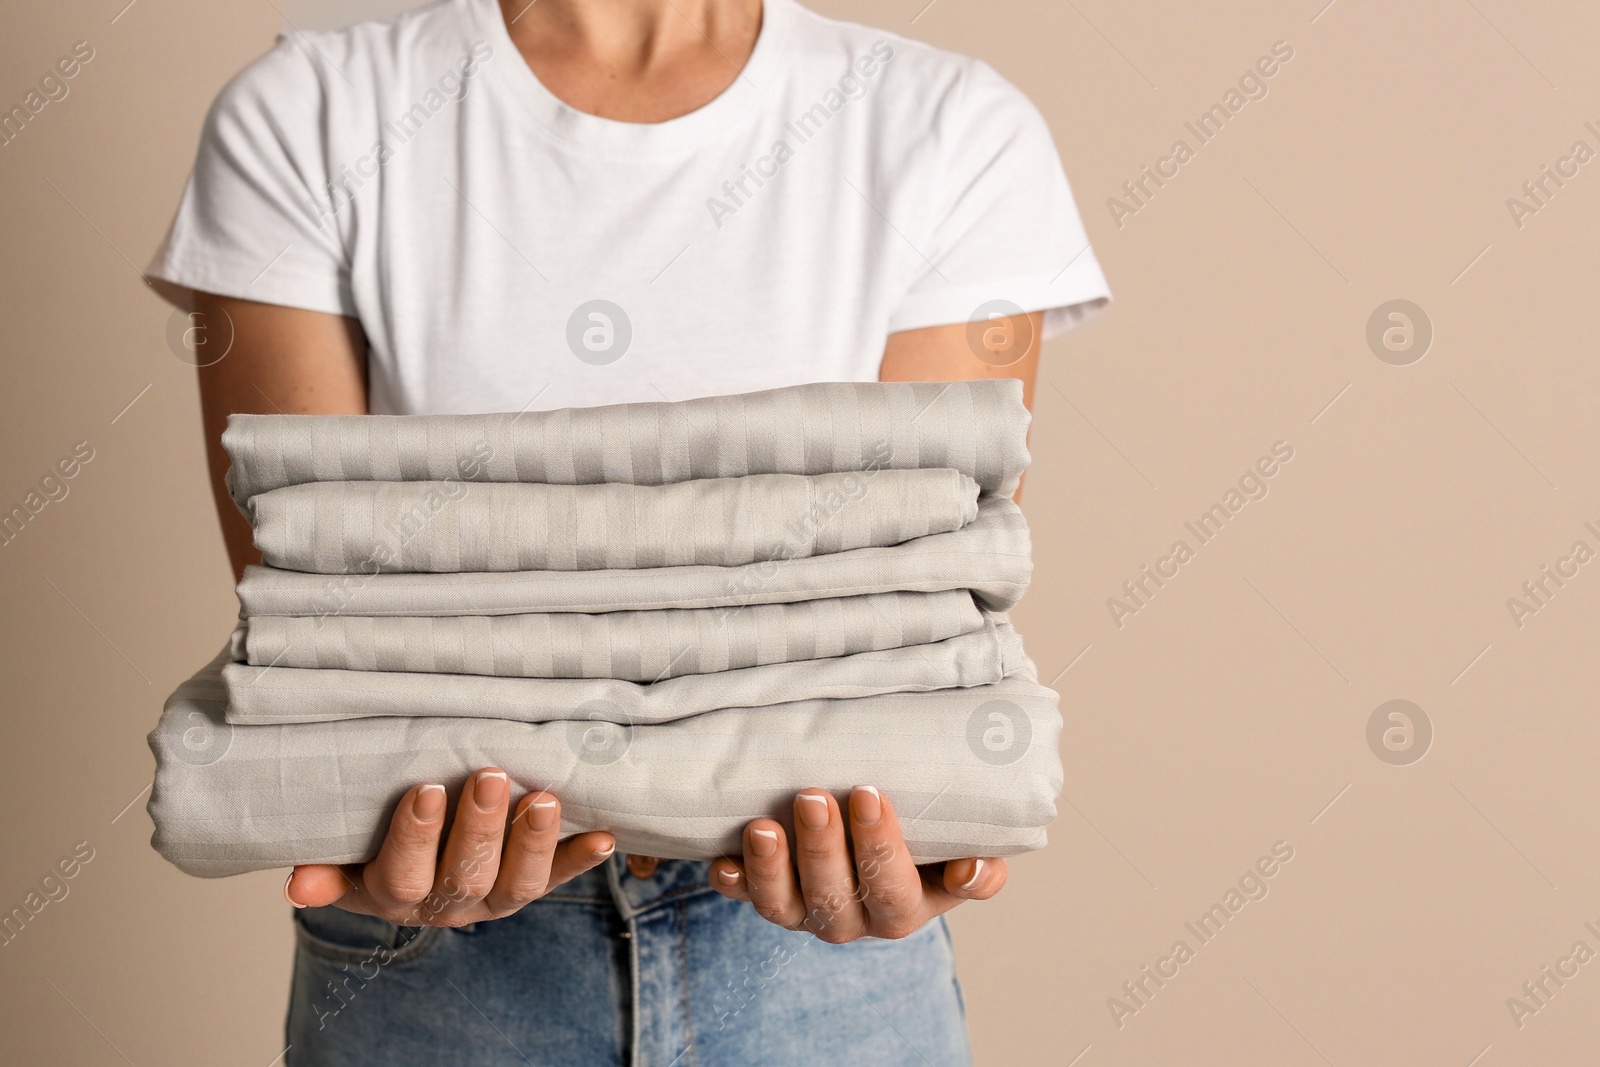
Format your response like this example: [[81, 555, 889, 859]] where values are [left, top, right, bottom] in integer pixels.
[[285, 856, 972, 1066]]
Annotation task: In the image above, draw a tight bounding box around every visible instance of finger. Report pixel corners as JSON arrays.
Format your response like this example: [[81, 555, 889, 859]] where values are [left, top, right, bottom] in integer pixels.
[[433, 768, 511, 911], [361, 782, 450, 909], [791, 790, 867, 942], [284, 864, 366, 910], [545, 832, 616, 889], [924, 856, 1009, 913], [707, 857, 750, 901], [288, 863, 406, 920], [483, 792, 562, 916], [739, 820, 806, 928], [846, 786, 930, 939]]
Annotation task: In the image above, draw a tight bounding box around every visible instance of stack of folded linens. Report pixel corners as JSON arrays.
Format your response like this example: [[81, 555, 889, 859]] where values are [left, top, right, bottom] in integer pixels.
[[148, 381, 1062, 878]]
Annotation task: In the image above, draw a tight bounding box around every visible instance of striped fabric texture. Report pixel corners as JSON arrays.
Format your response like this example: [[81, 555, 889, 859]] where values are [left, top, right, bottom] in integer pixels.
[[221, 622, 1023, 725], [222, 380, 1032, 506], [231, 590, 987, 680], [147, 380, 1059, 879], [236, 498, 1032, 618], [249, 470, 980, 574], [150, 649, 1063, 878]]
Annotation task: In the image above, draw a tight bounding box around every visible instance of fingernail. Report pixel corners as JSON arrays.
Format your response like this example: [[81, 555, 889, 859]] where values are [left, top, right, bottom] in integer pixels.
[[523, 795, 557, 833], [961, 859, 986, 892], [797, 793, 830, 830], [284, 872, 306, 909], [474, 770, 508, 812], [852, 785, 881, 827], [718, 868, 742, 885], [749, 827, 779, 858], [592, 841, 615, 860], [414, 783, 446, 821]]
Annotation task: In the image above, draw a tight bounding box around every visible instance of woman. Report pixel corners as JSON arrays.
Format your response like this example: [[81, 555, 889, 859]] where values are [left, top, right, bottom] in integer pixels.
[[148, 0, 1109, 1061]]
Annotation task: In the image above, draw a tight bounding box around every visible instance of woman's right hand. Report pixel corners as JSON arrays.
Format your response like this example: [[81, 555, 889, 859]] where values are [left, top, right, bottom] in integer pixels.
[[282, 767, 616, 926]]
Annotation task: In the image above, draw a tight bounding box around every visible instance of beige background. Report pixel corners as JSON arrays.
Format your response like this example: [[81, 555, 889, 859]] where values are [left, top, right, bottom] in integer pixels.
[[3, 0, 1598, 1063]]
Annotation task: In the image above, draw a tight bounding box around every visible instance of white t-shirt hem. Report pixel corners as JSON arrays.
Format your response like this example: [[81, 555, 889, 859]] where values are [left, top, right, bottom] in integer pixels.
[[146, 246, 356, 318], [885, 262, 1112, 342]]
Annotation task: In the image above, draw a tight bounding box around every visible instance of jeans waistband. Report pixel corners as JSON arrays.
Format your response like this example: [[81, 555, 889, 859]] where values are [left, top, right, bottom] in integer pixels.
[[546, 855, 714, 919]]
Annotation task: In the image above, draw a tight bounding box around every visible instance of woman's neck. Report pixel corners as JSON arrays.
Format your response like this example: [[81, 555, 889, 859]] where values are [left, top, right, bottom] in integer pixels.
[[498, 0, 765, 123]]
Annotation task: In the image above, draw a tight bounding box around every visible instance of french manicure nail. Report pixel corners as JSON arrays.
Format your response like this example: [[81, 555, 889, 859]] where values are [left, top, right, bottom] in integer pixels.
[[474, 770, 508, 812], [718, 868, 742, 884], [750, 827, 779, 858], [284, 873, 306, 909], [414, 783, 446, 821], [852, 785, 882, 827], [961, 859, 986, 892], [592, 842, 615, 860], [797, 793, 830, 830], [524, 795, 557, 833]]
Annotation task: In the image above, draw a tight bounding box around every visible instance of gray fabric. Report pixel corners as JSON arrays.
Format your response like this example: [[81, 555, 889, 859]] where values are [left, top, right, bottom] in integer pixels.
[[236, 498, 1031, 618], [249, 469, 979, 575], [222, 621, 1022, 725], [148, 647, 1063, 878], [223, 380, 1031, 508], [146, 381, 1059, 878], [232, 590, 986, 680]]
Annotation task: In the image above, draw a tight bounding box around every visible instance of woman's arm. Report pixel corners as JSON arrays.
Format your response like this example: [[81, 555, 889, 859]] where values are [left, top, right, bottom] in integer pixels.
[[706, 311, 1045, 941], [191, 292, 369, 583], [878, 312, 1043, 409]]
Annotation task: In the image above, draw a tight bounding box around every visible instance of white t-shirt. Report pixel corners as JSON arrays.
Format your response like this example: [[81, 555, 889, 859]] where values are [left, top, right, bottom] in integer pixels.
[[147, 0, 1110, 415]]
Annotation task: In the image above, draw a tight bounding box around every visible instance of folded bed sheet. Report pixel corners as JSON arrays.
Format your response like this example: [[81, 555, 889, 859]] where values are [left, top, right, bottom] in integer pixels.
[[223, 379, 1032, 508], [149, 647, 1063, 878], [250, 470, 979, 575], [222, 621, 1022, 725], [232, 590, 987, 680], [236, 498, 1031, 619], [149, 380, 1058, 879]]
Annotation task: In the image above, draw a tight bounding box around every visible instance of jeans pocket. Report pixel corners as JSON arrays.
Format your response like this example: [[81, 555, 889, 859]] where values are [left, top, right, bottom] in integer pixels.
[[293, 906, 444, 967]]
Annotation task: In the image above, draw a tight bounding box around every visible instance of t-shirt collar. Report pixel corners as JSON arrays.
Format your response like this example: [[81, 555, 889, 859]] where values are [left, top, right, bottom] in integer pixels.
[[463, 0, 792, 156]]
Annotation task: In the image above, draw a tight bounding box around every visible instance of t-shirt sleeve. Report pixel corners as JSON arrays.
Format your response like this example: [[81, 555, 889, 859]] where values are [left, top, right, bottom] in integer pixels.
[[886, 59, 1110, 342], [145, 37, 356, 316]]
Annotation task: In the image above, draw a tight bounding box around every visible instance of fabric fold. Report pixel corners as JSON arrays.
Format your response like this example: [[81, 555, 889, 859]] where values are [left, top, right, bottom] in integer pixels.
[[231, 590, 987, 680], [236, 497, 1031, 618], [223, 379, 1032, 508], [221, 622, 1023, 725], [148, 646, 1063, 878], [149, 380, 1060, 879], [250, 469, 980, 575]]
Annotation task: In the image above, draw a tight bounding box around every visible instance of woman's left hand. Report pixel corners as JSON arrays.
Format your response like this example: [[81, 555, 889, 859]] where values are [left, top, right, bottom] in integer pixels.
[[707, 787, 1005, 942]]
